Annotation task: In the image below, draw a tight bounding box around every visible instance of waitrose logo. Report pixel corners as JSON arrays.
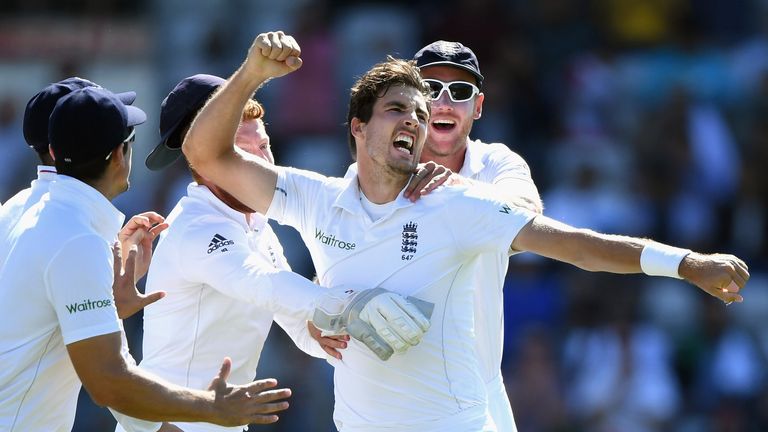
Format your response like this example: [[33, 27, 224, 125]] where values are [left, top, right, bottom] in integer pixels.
[[314, 229, 355, 250], [66, 298, 113, 314]]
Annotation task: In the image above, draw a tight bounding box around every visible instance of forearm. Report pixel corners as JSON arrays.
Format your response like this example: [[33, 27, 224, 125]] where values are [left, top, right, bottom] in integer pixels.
[[513, 215, 648, 273], [182, 66, 278, 213], [184, 64, 266, 166], [99, 361, 217, 422]]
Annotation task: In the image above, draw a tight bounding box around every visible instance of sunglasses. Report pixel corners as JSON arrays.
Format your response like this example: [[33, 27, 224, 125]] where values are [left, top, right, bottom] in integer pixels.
[[424, 79, 479, 103], [105, 128, 136, 160]]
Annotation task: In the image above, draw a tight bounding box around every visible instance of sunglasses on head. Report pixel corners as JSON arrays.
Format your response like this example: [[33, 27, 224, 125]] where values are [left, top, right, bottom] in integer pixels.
[[424, 79, 479, 103]]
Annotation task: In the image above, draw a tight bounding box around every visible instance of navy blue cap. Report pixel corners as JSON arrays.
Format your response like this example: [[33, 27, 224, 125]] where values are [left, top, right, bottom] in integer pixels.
[[49, 87, 146, 165], [23, 77, 136, 154], [414, 41, 484, 87], [145, 74, 226, 171]]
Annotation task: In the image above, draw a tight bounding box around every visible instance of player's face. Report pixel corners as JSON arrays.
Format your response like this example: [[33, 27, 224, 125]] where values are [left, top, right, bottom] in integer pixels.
[[235, 118, 274, 164], [419, 65, 484, 160], [354, 84, 429, 176]]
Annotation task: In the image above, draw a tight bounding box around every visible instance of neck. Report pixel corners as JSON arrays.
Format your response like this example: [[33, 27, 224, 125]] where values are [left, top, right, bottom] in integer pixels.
[[356, 159, 408, 204], [87, 176, 119, 201], [420, 139, 469, 172], [202, 180, 255, 215]]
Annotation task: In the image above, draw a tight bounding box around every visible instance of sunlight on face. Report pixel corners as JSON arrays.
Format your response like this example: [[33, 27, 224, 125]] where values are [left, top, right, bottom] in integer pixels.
[[235, 118, 273, 164], [358, 84, 429, 175]]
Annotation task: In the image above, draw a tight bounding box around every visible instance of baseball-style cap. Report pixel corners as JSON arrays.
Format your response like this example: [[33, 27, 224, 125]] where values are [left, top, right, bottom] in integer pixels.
[[49, 87, 146, 165], [145, 74, 226, 171], [413, 41, 484, 88], [23, 77, 136, 153]]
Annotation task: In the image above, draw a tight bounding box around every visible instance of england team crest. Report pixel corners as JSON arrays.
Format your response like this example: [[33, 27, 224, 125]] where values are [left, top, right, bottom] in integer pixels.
[[401, 221, 418, 261]]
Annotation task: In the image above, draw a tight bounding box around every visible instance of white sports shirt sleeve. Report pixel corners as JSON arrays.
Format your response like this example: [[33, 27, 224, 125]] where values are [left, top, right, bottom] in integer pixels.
[[47, 234, 121, 344], [177, 216, 325, 320], [460, 140, 542, 432]]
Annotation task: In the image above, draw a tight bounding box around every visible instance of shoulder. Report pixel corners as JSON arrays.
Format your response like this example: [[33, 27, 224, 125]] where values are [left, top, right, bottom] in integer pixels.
[[418, 183, 484, 209], [170, 208, 246, 252], [476, 140, 528, 165], [0, 188, 33, 215], [54, 233, 112, 266], [281, 166, 349, 196]]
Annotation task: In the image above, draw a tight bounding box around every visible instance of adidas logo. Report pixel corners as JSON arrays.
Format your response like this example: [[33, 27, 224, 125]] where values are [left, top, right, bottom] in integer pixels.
[[207, 233, 234, 254]]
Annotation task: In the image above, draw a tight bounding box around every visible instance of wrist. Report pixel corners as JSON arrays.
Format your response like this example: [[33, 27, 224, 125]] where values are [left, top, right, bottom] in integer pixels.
[[640, 242, 692, 279]]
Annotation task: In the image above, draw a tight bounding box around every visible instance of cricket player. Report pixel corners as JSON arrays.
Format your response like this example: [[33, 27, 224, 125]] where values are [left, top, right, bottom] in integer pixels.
[[0, 77, 168, 314], [0, 86, 292, 431], [183, 31, 748, 432], [0, 78, 110, 267], [335, 40, 543, 431], [114, 74, 433, 432]]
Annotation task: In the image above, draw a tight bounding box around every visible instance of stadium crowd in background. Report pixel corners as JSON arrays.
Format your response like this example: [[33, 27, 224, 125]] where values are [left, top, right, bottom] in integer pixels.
[[0, 1, 767, 431]]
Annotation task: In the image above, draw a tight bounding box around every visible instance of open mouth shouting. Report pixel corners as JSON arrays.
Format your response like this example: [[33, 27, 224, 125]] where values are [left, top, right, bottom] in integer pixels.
[[393, 132, 415, 155], [430, 118, 456, 133]]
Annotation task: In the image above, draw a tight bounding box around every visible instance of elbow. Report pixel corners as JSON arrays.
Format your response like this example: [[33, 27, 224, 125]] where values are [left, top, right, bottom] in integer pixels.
[[86, 382, 120, 407], [80, 363, 130, 408], [181, 133, 203, 167], [531, 198, 544, 215]]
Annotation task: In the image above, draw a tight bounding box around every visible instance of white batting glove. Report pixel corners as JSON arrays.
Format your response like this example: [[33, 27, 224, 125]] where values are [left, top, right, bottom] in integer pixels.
[[312, 286, 434, 360]]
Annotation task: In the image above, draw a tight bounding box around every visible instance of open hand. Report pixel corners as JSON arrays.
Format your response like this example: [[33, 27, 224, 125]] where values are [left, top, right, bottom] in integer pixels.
[[207, 357, 291, 426], [111, 242, 166, 319], [403, 161, 456, 202]]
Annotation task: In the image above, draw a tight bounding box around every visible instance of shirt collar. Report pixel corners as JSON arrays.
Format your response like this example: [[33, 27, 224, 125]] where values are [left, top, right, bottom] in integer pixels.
[[36, 165, 57, 181], [458, 139, 486, 178], [186, 183, 259, 231], [48, 175, 125, 241], [332, 174, 414, 221]]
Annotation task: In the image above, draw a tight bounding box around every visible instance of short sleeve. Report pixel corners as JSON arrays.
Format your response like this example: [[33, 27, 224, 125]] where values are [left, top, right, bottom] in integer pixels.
[[266, 166, 331, 234], [445, 187, 537, 256], [46, 235, 121, 345]]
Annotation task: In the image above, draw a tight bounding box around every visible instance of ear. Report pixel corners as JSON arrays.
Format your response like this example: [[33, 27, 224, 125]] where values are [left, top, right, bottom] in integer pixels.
[[110, 143, 126, 165], [48, 145, 56, 161], [350, 117, 365, 140], [473, 92, 485, 120]]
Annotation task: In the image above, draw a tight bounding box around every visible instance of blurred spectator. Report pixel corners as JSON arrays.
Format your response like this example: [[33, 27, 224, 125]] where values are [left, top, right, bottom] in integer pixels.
[[0, 96, 36, 202], [0, 2, 766, 430], [505, 325, 568, 432], [563, 280, 681, 432], [676, 298, 767, 430]]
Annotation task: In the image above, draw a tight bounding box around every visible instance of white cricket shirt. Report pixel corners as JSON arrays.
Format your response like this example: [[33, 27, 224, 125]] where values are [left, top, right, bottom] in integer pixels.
[[267, 167, 536, 432], [0, 165, 57, 268], [0, 175, 124, 431], [124, 183, 324, 432], [459, 139, 539, 383], [458, 139, 539, 432]]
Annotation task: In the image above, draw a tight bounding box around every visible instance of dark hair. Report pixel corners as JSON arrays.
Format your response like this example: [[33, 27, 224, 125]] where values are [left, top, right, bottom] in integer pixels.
[[37, 149, 54, 166], [55, 131, 131, 183], [346, 56, 431, 158]]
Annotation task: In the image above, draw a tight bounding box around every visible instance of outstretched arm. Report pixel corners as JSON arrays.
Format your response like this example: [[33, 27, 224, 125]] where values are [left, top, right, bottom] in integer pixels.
[[69, 333, 290, 425], [183, 31, 302, 214], [512, 215, 749, 304]]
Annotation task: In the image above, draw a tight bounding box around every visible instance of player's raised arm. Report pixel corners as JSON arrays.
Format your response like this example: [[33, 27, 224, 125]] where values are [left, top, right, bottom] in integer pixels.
[[182, 31, 302, 214], [511, 215, 749, 305]]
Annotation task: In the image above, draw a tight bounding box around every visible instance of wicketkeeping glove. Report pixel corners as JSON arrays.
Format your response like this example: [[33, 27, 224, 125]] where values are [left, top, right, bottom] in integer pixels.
[[312, 286, 434, 360]]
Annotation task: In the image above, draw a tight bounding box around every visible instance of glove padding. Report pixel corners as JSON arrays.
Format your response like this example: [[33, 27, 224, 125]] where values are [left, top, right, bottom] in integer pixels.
[[312, 287, 434, 360]]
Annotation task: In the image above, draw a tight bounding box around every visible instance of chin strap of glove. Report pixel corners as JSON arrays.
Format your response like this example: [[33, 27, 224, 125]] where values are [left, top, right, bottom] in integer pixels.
[[312, 287, 434, 360]]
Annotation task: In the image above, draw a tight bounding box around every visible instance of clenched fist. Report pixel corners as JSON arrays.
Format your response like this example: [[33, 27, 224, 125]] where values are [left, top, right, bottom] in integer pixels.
[[244, 31, 303, 81]]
